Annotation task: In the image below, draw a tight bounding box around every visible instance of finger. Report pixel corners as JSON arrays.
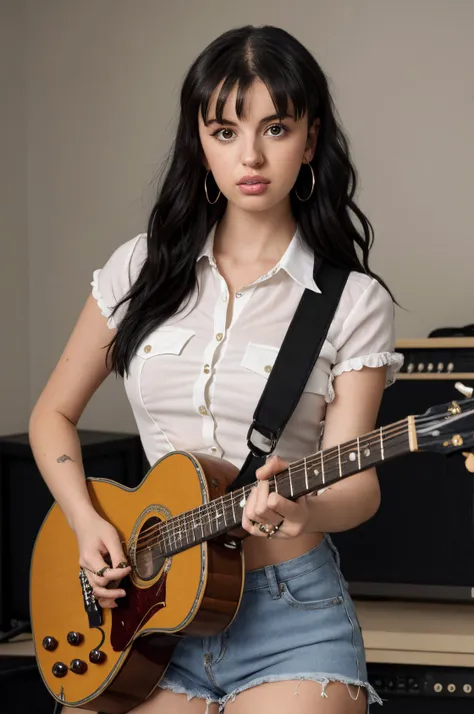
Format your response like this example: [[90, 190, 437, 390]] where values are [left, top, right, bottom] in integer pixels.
[[244, 483, 274, 526], [91, 582, 127, 600], [98, 597, 118, 609], [253, 481, 282, 525], [241, 506, 260, 535], [106, 532, 129, 571], [97, 565, 132, 584], [84, 559, 129, 600], [267, 491, 301, 520], [256, 455, 288, 480]]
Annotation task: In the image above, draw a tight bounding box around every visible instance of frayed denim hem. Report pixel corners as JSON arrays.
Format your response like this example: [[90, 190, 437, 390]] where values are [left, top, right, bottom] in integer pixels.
[[159, 672, 383, 713], [219, 673, 383, 711], [158, 679, 219, 713]]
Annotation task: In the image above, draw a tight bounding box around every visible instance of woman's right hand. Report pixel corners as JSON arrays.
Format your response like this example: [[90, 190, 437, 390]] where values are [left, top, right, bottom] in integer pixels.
[[73, 510, 132, 609]]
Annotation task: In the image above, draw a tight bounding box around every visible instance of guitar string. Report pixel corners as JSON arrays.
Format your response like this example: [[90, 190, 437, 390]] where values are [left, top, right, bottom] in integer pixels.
[[134, 424, 411, 552], [135, 409, 454, 550], [135, 420, 419, 549], [131, 433, 413, 569], [134, 421, 408, 548]]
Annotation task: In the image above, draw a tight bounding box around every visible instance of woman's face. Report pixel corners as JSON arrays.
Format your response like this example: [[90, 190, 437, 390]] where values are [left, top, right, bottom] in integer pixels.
[[199, 80, 318, 213]]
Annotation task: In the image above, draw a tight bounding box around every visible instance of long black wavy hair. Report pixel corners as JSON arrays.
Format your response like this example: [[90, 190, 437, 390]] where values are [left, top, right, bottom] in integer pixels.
[[108, 25, 392, 377]]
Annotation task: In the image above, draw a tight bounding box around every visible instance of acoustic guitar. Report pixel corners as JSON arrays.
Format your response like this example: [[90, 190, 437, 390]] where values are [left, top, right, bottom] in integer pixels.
[[31, 387, 474, 713]]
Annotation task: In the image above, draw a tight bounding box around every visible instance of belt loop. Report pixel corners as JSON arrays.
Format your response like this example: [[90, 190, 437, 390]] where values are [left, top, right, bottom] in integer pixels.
[[264, 565, 281, 599]]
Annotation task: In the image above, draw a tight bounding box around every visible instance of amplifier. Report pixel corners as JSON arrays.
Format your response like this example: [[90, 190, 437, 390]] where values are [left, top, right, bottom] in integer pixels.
[[367, 664, 474, 713], [331, 337, 474, 604], [396, 337, 474, 379], [368, 663, 474, 698]]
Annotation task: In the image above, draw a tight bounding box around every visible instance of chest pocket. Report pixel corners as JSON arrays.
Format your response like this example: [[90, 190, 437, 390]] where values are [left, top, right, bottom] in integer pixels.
[[241, 341, 335, 397], [137, 327, 195, 359]]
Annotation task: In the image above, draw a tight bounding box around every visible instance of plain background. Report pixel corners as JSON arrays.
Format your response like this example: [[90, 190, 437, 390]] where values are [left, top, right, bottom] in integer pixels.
[[1, 0, 473, 435]]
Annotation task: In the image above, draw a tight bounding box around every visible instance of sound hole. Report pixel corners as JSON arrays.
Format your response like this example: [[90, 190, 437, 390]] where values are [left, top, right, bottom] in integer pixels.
[[135, 516, 165, 581]]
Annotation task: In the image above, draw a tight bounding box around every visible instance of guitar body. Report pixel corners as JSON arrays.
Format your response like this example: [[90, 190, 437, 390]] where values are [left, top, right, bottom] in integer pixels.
[[30, 452, 244, 713], [31, 391, 474, 712]]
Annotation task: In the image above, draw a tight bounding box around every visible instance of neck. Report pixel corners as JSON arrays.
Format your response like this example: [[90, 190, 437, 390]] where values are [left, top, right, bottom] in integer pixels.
[[214, 200, 295, 263], [134, 417, 414, 561]]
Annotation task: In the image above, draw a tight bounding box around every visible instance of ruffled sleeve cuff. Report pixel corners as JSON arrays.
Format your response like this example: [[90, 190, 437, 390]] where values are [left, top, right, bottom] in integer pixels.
[[91, 269, 117, 329], [326, 351, 404, 403]]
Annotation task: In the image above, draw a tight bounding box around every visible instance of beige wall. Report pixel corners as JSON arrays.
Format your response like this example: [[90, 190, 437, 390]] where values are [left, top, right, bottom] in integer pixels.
[[3, 0, 474, 434], [0, 0, 29, 434]]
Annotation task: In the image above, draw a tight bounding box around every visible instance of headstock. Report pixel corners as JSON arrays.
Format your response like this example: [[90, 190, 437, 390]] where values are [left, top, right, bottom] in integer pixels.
[[415, 383, 474, 458]]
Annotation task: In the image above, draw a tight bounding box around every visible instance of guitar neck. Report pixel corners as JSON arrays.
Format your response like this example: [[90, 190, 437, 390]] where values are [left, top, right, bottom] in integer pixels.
[[151, 416, 415, 558]]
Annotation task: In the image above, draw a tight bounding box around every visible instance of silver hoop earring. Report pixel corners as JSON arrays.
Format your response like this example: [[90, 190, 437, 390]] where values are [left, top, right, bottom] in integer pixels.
[[295, 163, 315, 202], [204, 171, 221, 205]]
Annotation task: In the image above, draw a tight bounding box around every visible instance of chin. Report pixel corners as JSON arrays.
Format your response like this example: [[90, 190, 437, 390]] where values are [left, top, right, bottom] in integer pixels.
[[231, 193, 288, 213]]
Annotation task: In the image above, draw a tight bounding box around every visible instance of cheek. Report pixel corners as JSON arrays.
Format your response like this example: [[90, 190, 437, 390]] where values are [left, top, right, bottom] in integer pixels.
[[206, 151, 236, 189]]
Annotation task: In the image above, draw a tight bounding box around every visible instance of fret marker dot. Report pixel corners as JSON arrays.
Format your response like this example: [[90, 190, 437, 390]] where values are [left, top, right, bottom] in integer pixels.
[[239, 497, 246, 508], [313, 469, 319, 476], [349, 452, 356, 461], [364, 448, 371, 457]]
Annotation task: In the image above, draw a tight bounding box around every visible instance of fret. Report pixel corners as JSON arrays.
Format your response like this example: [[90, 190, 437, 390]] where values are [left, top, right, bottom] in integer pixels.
[[178, 515, 185, 545], [230, 491, 237, 525], [212, 501, 220, 533], [182, 518, 189, 546], [136, 420, 414, 560], [170, 518, 178, 550]]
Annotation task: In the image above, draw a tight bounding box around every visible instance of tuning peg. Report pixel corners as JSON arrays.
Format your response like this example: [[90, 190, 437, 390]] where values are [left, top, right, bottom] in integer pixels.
[[455, 382, 474, 398]]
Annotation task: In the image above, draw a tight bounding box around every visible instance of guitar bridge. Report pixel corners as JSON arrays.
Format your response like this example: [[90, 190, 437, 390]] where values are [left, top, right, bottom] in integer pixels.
[[79, 568, 103, 627]]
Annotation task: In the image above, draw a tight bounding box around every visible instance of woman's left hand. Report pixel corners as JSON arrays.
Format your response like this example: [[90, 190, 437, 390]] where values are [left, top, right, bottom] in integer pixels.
[[242, 455, 311, 539]]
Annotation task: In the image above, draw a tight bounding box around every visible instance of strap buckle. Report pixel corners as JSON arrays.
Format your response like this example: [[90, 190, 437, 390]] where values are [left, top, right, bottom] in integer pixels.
[[246, 421, 280, 459]]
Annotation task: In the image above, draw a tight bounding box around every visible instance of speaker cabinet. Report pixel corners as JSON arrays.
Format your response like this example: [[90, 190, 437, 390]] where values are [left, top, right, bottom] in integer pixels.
[[0, 430, 145, 633], [332, 338, 474, 603]]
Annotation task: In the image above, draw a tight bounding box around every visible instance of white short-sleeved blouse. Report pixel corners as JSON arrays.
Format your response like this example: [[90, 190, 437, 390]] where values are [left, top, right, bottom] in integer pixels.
[[91, 227, 403, 469]]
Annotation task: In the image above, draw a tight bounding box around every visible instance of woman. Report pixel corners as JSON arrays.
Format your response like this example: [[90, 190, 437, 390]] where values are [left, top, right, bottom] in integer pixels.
[[30, 25, 403, 714]]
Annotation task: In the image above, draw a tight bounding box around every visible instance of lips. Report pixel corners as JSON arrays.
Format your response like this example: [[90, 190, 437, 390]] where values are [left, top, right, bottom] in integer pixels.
[[237, 175, 270, 185]]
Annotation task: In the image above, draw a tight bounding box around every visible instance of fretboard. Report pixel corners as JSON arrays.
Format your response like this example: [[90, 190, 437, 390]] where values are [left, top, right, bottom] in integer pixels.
[[142, 418, 412, 558]]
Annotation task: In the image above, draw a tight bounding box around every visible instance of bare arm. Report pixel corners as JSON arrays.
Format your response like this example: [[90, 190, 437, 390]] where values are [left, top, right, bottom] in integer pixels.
[[302, 365, 386, 533], [29, 294, 114, 530]]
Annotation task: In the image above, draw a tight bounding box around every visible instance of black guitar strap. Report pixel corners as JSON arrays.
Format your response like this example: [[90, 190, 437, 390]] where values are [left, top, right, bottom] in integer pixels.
[[227, 258, 349, 493]]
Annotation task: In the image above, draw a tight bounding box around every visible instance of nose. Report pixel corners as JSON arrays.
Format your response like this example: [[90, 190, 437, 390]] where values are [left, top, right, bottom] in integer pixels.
[[241, 136, 264, 168]]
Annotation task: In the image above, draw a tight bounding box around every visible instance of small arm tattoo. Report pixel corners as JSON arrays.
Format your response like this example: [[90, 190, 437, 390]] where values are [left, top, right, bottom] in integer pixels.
[[57, 454, 74, 463]]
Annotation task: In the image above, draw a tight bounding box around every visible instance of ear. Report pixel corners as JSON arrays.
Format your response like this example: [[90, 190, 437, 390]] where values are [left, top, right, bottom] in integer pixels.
[[303, 118, 320, 164]]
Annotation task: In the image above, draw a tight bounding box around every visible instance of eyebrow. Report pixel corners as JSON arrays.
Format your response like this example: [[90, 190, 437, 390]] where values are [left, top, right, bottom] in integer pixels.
[[206, 113, 293, 127]]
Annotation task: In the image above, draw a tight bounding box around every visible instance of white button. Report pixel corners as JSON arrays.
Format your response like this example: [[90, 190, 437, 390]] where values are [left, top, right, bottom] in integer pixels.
[[144, 344, 152, 353], [236, 292, 243, 298], [199, 405, 208, 416], [216, 333, 223, 341], [209, 446, 218, 453]]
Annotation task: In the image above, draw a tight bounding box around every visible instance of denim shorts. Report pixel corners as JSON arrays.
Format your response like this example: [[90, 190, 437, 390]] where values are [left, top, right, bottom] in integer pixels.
[[159, 535, 382, 712]]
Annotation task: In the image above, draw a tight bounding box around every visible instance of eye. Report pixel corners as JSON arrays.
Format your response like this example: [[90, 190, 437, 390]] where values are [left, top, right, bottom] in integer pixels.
[[212, 128, 236, 142], [265, 124, 288, 138]]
